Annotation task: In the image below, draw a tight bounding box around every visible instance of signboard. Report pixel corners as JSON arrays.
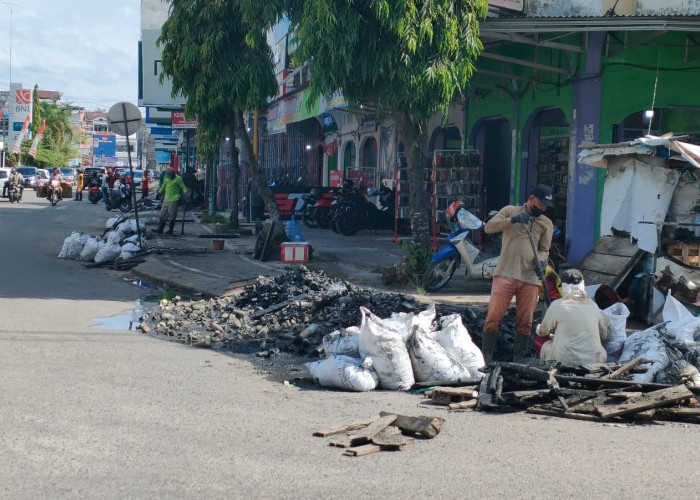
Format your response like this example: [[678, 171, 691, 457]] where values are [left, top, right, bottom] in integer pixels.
[[329, 170, 343, 187], [92, 134, 117, 157], [171, 110, 198, 129], [9, 83, 33, 148], [488, 0, 524, 11]]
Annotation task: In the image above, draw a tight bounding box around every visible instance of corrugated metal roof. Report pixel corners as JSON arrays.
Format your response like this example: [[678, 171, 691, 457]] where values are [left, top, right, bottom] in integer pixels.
[[481, 16, 700, 32]]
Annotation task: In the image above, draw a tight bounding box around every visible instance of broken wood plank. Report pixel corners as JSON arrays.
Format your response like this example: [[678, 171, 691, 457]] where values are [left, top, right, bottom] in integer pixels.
[[527, 407, 602, 422], [329, 414, 397, 448], [343, 444, 382, 457], [656, 407, 700, 418], [411, 378, 483, 390], [477, 365, 503, 411], [596, 385, 694, 420], [601, 357, 645, 380], [379, 412, 445, 439], [313, 420, 373, 437], [250, 293, 309, 319], [431, 386, 479, 405], [371, 427, 413, 449], [556, 375, 700, 396], [449, 399, 478, 410], [608, 391, 644, 400]]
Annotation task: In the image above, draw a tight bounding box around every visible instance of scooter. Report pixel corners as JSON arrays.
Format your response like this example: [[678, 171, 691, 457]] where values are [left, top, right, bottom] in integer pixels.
[[47, 179, 62, 206], [422, 209, 500, 292], [88, 184, 103, 204], [334, 183, 395, 236], [301, 187, 322, 229], [104, 183, 133, 212], [7, 183, 21, 203]]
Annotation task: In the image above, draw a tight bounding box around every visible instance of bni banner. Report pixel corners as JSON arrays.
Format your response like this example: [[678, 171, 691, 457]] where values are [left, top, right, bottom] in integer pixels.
[[9, 83, 33, 150]]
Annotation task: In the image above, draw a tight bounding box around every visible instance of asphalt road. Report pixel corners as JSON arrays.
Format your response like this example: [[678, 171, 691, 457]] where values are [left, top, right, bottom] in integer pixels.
[[2, 194, 700, 499]]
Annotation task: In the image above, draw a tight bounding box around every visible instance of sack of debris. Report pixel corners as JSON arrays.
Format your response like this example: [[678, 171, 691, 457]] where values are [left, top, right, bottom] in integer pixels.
[[433, 314, 485, 379], [359, 306, 415, 390], [306, 355, 379, 392], [106, 217, 121, 229], [322, 327, 360, 358], [407, 327, 472, 383], [655, 359, 700, 387], [662, 290, 700, 343], [79, 237, 103, 261], [118, 242, 141, 261], [106, 230, 124, 245], [94, 242, 122, 264], [58, 232, 90, 260], [602, 302, 630, 362], [117, 219, 145, 235], [619, 326, 682, 383], [380, 305, 436, 341]]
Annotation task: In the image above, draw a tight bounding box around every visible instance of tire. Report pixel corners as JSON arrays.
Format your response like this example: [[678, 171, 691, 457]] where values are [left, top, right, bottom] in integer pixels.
[[336, 213, 359, 236], [422, 258, 459, 292], [89, 193, 100, 204], [301, 204, 318, 229], [51, 191, 58, 206], [119, 198, 133, 213], [315, 207, 330, 229]]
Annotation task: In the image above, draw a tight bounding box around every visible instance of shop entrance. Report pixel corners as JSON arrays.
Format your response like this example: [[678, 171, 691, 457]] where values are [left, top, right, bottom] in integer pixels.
[[469, 116, 511, 215]]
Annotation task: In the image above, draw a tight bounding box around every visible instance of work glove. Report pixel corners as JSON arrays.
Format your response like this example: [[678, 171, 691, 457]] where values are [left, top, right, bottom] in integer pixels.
[[536, 260, 547, 274], [510, 212, 531, 225]]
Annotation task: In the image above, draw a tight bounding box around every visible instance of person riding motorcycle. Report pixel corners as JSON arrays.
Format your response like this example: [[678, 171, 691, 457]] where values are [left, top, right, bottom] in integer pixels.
[[47, 168, 64, 200], [3, 168, 25, 200]]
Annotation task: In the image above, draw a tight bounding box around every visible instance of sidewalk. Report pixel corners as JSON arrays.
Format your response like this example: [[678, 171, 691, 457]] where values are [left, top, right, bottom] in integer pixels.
[[131, 212, 492, 306]]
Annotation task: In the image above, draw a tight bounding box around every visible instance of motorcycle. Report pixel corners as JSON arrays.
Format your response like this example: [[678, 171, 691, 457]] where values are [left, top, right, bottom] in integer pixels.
[[328, 179, 364, 234], [47, 179, 62, 206], [333, 183, 395, 236], [7, 183, 21, 203], [104, 183, 133, 212], [301, 187, 324, 229], [88, 184, 103, 204], [422, 209, 500, 292]]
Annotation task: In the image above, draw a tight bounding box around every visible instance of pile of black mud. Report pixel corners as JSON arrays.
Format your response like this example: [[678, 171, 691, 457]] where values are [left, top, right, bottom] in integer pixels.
[[140, 266, 521, 360]]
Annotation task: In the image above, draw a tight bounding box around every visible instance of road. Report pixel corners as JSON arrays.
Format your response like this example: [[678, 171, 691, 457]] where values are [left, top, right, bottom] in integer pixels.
[[1, 194, 699, 499]]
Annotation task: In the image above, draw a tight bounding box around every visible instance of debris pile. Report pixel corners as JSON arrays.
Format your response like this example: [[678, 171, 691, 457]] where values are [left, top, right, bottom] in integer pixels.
[[141, 267, 426, 353]]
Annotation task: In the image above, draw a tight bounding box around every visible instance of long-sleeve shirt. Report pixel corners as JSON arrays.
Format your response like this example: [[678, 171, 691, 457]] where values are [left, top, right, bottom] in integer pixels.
[[484, 204, 553, 286], [537, 296, 608, 365], [158, 175, 187, 202]]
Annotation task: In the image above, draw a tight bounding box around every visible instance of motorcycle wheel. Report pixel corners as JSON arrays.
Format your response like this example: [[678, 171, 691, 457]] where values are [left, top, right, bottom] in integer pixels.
[[119, 198, 133, 213], [89, 193, 99, 204], [302, 204, 318, 229], [422, 258, 459, 292], [315, 207, 330, 229], [336, 213, 359, 236], [51, 192, 58, 206]]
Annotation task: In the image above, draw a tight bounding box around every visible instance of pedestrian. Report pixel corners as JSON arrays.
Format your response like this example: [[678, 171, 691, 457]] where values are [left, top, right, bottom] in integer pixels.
[[480, 184, 554, 363], [141, 170, 150, 199], [75, 168, 84, 201], [155, 168, 188, 235], [107, 168, 116, 188], [536, 269, 608, 365]]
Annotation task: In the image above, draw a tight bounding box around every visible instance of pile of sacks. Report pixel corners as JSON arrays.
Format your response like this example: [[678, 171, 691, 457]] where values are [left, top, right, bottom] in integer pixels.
[[57, 217, 146, 264], [306, 305, 484, 392]]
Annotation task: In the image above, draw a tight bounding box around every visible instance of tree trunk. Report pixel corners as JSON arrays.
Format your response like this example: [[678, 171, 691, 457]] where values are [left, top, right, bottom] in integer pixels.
[[395, 110, 431, 250], [234, 112, 285, 237], [205, 152, 215, 213], [228, 119, 240, 229]]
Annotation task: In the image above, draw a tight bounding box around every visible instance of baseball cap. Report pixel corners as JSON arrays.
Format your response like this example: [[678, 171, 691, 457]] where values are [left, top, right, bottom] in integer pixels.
[[532, 184, 554, 208]]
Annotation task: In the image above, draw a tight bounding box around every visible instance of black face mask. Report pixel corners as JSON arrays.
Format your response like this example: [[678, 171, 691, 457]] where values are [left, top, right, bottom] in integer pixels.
[[530, 206, 545, 218]]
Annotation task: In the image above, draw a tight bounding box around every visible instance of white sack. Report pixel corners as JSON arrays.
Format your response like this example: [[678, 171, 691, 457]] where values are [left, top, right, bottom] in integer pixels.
[[124, 234, 140, 244], [602, 302, 630, 362], [118, 251, 134, 261], [662, 290, 700, 343], [358, 307, 414, 390], [106, 230, 125, 245], [79, 237, 102, 261], [619, 327, 682, 383], [94, 242, 122, 264], [322, 327, 360, 358], [117, 219, 145, 234], [57, 235, 72, 259], [120, 242, 140, 254], [382, 304, 436, 341], [433, 314, 484, 379], [407, 328, 472, 383], [59, 232, 89, 260], [306, 355, 379, 392], [106, 217, 120, 229]]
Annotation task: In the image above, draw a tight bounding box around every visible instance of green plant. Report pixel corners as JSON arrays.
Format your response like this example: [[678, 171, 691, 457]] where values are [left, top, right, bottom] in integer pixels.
[[199, 211, 227, 224], [402, 241, 432, 287]]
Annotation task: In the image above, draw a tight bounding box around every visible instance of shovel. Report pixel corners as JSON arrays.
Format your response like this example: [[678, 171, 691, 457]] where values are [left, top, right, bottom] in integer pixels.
[[526, 219, 552, 310]]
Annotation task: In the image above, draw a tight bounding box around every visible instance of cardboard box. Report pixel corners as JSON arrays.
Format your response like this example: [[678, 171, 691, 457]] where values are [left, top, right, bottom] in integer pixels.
[[281, 242, 309, 263]]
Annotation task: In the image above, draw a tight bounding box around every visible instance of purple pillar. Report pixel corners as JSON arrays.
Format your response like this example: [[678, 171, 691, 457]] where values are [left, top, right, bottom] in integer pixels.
[[566, 32, 606, 265]]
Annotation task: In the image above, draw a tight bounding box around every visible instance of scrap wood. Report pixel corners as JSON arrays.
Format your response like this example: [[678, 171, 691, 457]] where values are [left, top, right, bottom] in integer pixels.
[[371, 427, 414, 449], [556, 375, 700, 396], [449, 399, 478, 411], [250, 293, 310, 320], [329, 414, 397, 448], [596, 385, 694, 420], [608, 391, 645, 400], [411, 378, 483, 390], [343, 444, 382, 457], [655, 407, 700, 420], [527, 406, 603, 422], [601, 357, 646, 379], [379, 412, 445, 438], [313, 420, 373, 437], [477, 365, 503, 411], [431, 386, 479, 405]]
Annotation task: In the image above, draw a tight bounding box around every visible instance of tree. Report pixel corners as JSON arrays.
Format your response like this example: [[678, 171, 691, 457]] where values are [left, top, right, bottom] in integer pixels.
[[287, 0, 487, 249], [158, 0, 281, 230]]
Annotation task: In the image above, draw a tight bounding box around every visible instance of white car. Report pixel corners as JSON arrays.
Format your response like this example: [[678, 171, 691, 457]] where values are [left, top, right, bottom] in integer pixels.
[[0, 167, 10, 195]]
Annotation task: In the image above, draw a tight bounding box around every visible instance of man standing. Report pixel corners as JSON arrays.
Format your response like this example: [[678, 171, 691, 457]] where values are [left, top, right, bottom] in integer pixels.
[[155, 168, 188, 235], [481, 184, 554, 363], [75, 168, 84, 201]]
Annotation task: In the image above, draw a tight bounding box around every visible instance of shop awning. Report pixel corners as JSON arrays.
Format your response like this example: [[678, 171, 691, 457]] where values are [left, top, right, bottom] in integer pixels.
[[578, 134, 700, 169]]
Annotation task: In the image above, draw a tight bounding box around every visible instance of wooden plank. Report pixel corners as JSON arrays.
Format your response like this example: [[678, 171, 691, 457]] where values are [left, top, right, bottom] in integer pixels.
[[579, 253, 635, 276], [527, 407, 602, 422], [589, 236, 639, 257], [379, 412, 445, 439], [329, 414, 397, 448], [579, 270, 617, 287], [596, 385, 694, 419], [602, 357, 645, 380], [343, 444, 382, 457], [313, 420, 373, 437], [371, 427, 413, 449], [431, 386, 479, 405], [656, 407, 700, 418], [608, 392, 644, 400], [449, 399, 478, 410], [411, 378, 483, 390], [477, 365, 503, 410]]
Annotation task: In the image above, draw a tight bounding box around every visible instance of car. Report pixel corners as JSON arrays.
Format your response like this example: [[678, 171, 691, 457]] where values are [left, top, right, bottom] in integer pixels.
[[0, 168, 10, 194], [15, 166, 38, 189], [35, 168, 50, 187], [60, 168, 76, 184]]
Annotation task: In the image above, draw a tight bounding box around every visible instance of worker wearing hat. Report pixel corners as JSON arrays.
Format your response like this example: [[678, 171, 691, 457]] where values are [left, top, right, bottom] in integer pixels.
[[480, 184, 555, 363]]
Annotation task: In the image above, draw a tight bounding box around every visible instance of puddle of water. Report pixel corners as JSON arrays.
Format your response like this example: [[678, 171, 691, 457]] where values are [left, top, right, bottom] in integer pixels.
[[91, 279, 194, 330]]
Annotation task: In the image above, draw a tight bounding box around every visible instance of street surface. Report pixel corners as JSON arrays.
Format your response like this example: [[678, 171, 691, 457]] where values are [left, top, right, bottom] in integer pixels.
[[2, 194, 699, 499]]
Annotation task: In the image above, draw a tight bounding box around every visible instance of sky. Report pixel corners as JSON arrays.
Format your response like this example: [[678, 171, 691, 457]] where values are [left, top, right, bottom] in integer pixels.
[[0, 0, 141, 111]]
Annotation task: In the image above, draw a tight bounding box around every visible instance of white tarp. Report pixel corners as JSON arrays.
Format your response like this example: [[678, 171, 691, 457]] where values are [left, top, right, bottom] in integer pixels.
[[599, 157, 680, 253]]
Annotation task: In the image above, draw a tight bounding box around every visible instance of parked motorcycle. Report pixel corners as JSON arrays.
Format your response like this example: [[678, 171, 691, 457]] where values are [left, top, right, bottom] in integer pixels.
[[301, 188, 322, 229], [104, 183, 133, 212], [47, 179, 62, 206], [328, 179, 364, 234], [333, 183, 395, 236], [7, 183, 21, 203]]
